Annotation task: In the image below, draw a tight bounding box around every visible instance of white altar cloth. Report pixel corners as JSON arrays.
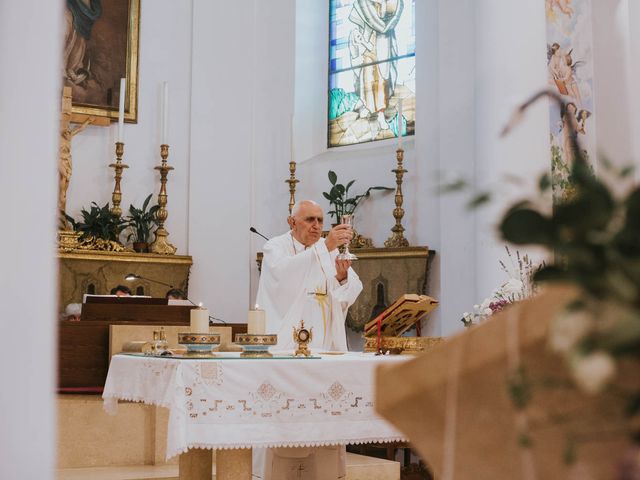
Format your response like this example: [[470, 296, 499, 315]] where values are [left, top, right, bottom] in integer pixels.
[[103, 352, 408, 459]]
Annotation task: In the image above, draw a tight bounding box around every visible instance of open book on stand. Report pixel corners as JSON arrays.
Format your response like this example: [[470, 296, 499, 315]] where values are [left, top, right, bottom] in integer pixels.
[[363, 294, 441, 354]]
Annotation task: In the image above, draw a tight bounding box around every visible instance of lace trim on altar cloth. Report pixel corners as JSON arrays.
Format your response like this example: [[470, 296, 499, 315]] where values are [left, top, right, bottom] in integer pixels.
[[167, 437, 408, 458], [103, 394, 408, 459], [102, 394, 173, 415]]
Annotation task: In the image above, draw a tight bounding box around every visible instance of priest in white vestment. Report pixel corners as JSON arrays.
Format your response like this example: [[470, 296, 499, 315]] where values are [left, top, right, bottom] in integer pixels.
[[253, 200, 363, 480], [257, 200, 363, 352]]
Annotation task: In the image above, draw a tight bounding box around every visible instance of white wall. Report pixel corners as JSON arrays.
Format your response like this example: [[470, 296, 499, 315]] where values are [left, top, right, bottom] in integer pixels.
[[0, 2, 62, 478], [188, 0, 256, 318], [627, 0, 640, 178], [591, 0, 635, 169], [474, 1, 549, 302]]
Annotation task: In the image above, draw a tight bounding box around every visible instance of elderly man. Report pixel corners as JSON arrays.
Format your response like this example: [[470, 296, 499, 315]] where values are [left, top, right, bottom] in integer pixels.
[[254, 200, 363, 480], [257, 199, 363, 351]]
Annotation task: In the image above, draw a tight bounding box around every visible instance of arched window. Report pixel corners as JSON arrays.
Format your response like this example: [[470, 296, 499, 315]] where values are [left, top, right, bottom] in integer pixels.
[[328, 0, 415, 147]]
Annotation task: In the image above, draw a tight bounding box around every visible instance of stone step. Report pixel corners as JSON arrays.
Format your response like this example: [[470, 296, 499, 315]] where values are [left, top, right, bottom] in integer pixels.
[[57, 452, 399, 480]]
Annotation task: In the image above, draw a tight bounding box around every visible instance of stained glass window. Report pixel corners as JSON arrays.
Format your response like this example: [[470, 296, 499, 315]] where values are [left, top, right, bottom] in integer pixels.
[[328, 0, 415, 148]]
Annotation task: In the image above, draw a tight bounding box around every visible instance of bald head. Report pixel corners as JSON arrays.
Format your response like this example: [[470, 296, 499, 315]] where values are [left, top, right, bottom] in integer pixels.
[[291, 200, 320, 218], [289, 200, 324, 247]]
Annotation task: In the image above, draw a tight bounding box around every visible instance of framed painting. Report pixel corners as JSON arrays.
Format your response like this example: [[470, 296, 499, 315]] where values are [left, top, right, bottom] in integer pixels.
[[63, 0, 140, 123]]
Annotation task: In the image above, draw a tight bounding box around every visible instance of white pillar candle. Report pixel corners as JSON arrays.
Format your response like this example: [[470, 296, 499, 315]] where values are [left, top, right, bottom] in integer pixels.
[[161, 81, 169, 145], [117, 77, 126, 142], [248, 307, 266, 335], [190, 307, 209, 333], [397, 98, 403, 149]]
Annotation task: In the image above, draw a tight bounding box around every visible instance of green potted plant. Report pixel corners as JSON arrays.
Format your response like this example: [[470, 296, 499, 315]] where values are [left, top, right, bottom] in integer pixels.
[[65, 202, 127, 244], [124, 194, 160, 253], [322, 170, 393, 225]]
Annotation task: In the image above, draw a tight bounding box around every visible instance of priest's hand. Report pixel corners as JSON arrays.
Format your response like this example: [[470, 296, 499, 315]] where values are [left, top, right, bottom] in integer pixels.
[[335, 258, 351, 283], [325, 224, 353, 252]]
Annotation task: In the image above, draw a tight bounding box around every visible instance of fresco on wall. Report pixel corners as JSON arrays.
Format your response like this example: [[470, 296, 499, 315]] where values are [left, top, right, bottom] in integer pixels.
[[328, 0, 415, 148], [546, 0, 596, 201]]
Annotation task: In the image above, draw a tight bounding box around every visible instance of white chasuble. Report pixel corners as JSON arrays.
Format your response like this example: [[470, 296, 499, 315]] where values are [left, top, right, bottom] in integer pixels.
[[256, 231, 363, 351]]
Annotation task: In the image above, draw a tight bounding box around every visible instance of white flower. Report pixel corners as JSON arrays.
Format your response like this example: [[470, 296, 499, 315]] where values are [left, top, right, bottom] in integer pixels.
[[501, 278, 525, 298], [483, 308, 492, 316], [548, 310, 594, 353], [570, 351, 616, 395]]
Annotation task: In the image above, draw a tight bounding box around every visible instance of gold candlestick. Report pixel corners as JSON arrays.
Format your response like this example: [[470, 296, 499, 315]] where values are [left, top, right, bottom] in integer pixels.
[[285, 160, 299, 215], [150, 144, 177, 254], [384, 148, 410, 248], [109, 142, 129, 217]]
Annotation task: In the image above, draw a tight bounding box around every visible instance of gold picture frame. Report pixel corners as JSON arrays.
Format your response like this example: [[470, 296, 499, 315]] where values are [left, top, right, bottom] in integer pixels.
[[64, 0, 140, 123]]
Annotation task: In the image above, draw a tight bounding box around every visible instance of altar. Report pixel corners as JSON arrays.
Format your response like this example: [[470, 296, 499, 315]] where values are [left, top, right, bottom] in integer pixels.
[[103, 352, 408, 479]]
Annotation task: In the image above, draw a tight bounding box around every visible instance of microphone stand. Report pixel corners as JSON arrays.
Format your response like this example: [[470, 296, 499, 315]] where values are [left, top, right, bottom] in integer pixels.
[[124, 273, 173, 289], [126, 273, 226, 324], [249, 227, 269, 241]]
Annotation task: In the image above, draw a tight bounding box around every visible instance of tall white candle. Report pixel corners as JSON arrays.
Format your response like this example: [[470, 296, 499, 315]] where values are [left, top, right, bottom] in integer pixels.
[[290, 115, 294, 162], [117, 77, 126, 142], [397, 98, 403, 149], [190, 306, 209, 333], [161, 82, 169, 145], [248, 306, 266, 335]]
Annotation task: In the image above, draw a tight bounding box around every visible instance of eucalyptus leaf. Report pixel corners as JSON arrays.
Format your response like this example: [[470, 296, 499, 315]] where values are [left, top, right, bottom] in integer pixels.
[[538, 173, 551, 192], [500, 208, 554, 245], [467, 192, 492, 209], [533, 265, 570, 283], [438, 179, 467, 193], [597, 312, 640, 355], [620, 166, 635, 178]]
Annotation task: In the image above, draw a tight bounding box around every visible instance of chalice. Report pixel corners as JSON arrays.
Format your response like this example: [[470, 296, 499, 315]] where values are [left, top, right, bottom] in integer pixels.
[[337, 214, 358, 261]]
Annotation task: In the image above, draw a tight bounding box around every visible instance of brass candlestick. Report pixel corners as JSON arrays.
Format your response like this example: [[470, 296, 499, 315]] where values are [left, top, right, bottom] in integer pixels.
[[150, 144, 177, 254], [109, 142, 129, 217], [384, 148, 410, 248], [285, 160, 299, 215]]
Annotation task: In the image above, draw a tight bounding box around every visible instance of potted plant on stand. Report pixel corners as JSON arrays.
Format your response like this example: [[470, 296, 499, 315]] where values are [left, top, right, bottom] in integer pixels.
[[322, 170, 393, 248], [65, 202, 128, 251], [124, 194, 160, 253]]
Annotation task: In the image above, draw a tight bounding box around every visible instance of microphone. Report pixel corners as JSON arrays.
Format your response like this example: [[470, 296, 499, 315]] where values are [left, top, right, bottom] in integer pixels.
[[249, 227, 269, 241]]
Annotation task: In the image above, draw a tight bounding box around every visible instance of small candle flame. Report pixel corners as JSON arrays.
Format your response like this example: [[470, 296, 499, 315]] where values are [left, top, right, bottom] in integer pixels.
[[254, 304, 260, 310]]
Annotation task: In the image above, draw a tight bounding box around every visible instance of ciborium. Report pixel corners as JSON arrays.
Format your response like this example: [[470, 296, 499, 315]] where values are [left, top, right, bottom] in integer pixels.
[[234, 333, 277, 358], [178, 333, 220, 357]]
